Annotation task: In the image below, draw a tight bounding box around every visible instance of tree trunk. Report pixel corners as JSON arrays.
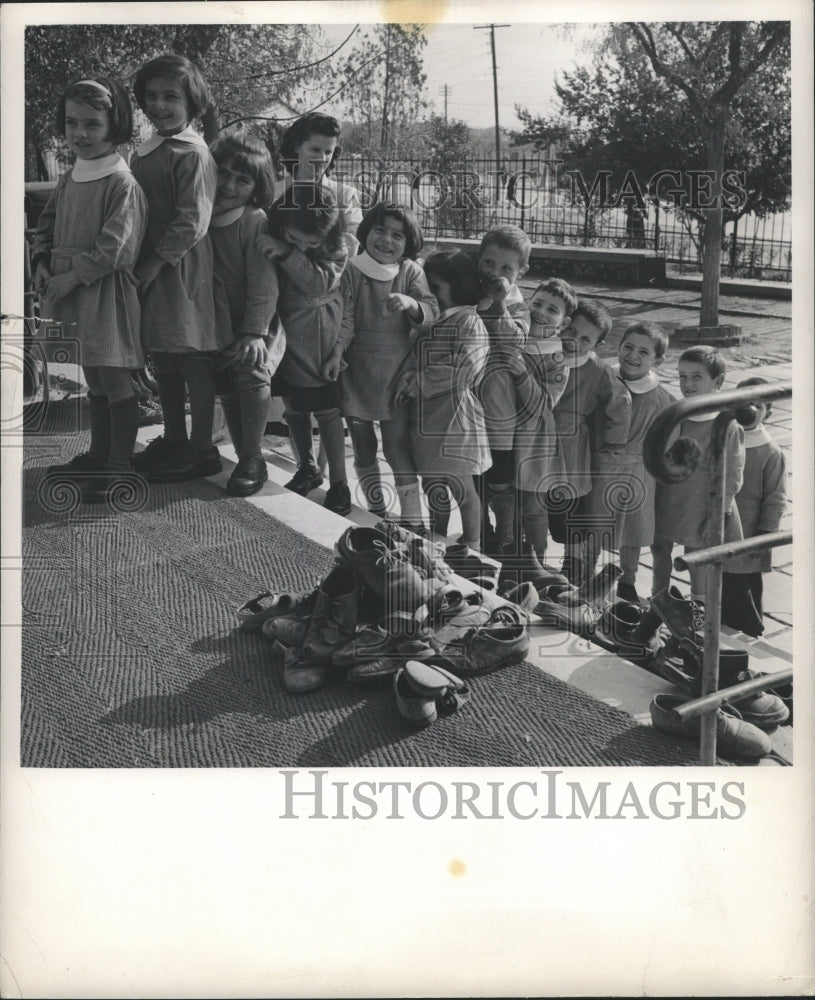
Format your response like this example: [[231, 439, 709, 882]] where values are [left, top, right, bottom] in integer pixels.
[[699, 111, 726, 328]]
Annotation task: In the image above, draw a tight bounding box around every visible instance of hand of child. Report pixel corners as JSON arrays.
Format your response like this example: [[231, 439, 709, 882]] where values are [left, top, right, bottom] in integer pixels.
[[386, 293, 419, 318], [322, 347, 344, 382], [33, 262, 52, 295], [482, 275, 512, 305], [135, 256, 164, 291], [227, 335, 269, 368], [395, 371, 417, 404], [258, 234, 290, 260], [43, 270, 80, 303]]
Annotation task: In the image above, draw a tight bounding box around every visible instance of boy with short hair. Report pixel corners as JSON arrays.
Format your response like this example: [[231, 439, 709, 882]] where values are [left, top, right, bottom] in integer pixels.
[[652, 345, 745, 604], [509, 277, 575, 574], [473, 225, 531, 556], [547, 299, 631, 584], [583, 321, 675, 602], [720, 377, 787, 636]]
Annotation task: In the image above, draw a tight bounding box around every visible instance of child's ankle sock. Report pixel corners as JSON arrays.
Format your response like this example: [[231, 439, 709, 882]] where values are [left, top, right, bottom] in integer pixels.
[[107, 396, 140, 470]]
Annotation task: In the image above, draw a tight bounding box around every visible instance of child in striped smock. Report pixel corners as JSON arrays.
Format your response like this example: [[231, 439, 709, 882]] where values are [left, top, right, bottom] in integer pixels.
[[262, 184, 352, 515], [33, 76, 148, 503], [340, 202, 439, 528], [208, 131, 279, 497], [130, 54, 226, 484]]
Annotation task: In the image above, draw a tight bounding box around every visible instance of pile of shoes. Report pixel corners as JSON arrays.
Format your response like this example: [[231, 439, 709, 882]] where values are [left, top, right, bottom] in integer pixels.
[[511, 564, 624, 636], [237, 522, 530, 696]]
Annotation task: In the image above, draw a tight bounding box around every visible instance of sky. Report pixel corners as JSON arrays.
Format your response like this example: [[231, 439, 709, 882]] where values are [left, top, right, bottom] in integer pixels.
[[311, 22, 601, 132]]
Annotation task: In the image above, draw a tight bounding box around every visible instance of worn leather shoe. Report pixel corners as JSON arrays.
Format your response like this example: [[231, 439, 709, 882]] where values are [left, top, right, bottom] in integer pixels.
[[649, 692, 771, 760], [394, 666, 437, 728], [303, 565, 358, 662], [284, 465, 324, 495], [437, 621, 529, 677], [46, 451, 106, 477], [227, 456, 268, 496], [651, 585, 705, 644], [132, 435, 183, 472]]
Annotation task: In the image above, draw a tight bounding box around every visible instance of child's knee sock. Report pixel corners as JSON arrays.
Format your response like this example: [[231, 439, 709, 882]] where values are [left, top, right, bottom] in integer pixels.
[[238, 385, 271, 459], [395, 481, 422, 524], [487, 482, 516, 549], [87, 392, 111, 463], [619, 545, 640, 585], [107, 396, 140, 470], [651, 538, 673, 595], [154, 370, 188, 444], [284, 408, 315, 470], [178, 356, 215, 450], [314, 408, 347, 484], [355, 461, 385, 515], [422, 478, 451, 537], [219, 393, 243, 455]]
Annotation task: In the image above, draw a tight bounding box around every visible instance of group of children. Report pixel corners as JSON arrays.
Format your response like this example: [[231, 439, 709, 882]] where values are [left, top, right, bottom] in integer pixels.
[[31, 54, 786, 637]]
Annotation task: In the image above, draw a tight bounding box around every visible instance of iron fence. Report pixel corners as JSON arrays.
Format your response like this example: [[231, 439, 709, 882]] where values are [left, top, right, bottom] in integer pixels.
[[38, 144, 791, 282]]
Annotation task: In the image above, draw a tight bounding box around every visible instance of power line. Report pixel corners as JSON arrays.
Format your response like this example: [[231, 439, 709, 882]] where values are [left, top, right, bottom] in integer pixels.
[[246, 25, 360, 79]]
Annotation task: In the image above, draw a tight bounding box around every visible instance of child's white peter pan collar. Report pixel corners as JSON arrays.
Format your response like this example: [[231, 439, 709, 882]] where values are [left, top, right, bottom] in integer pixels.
[[135, 125, 208, 157], [611, 363, 659, 393], [744, 425, 772, 447], [71, 153, 131, 182], [350, 252, 400, 281], [565, 351, 596, 369], [209, 206, 246, 228]]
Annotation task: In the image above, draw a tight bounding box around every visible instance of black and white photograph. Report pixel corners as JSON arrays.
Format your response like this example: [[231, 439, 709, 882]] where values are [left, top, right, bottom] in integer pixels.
[[1, 0, 813, 995]]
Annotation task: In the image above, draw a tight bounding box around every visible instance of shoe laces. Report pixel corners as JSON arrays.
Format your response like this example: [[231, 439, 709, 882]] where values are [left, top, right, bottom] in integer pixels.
[[690, 601, 706, 631]]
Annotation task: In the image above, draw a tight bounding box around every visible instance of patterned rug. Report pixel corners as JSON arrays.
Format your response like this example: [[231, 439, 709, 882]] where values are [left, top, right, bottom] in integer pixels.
[[19, 407, 702, 768]]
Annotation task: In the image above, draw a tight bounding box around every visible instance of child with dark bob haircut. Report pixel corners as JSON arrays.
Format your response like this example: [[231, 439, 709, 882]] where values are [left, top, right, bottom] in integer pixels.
[[210, 130, 277, 210], [133, 53, 212, 122], [34, 75, 148, 502], [354, 201, 424, 261]]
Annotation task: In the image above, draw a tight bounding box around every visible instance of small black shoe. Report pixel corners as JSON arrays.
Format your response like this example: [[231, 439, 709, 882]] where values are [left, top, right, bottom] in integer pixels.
[[226, 456, 269, 497], [284, 466, 324, 495], [46, 452, 106, 477], [324, 481, 352, 515], [132, 435, 184, 472], [147, 443, 222, 482]]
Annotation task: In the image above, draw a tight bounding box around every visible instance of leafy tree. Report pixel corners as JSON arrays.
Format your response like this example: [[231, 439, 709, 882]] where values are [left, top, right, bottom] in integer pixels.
[[338, 24, 429, 158], [512, 21, 790, 320], [25, 24, 332, 178]]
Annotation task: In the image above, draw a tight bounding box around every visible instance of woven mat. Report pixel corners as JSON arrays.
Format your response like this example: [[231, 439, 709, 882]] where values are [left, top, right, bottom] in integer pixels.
[[20, 412, 702, 768]]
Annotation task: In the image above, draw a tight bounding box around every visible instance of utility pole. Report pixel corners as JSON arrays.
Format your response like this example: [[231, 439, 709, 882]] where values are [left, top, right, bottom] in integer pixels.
[[474, 23, 510, 199], [438, 84, 451, 122]]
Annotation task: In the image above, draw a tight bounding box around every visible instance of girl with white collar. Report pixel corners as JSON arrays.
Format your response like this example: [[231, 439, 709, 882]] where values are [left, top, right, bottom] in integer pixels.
[[33, 76, 148, 503], [583, 321, 676, 603], [340, 203, 439, 527], [130, 54, 226, 484]]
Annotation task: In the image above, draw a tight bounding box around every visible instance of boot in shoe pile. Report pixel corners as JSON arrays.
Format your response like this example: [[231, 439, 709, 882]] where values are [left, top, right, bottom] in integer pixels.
[[237, 522, 529, 707]]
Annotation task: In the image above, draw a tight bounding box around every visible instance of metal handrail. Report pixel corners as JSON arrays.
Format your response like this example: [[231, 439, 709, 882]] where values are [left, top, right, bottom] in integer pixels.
[[643, 381, 792, 765]]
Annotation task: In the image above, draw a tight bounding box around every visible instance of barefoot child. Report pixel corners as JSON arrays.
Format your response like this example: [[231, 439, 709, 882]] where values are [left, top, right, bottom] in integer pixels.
[[34, 76, 148, 503]]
